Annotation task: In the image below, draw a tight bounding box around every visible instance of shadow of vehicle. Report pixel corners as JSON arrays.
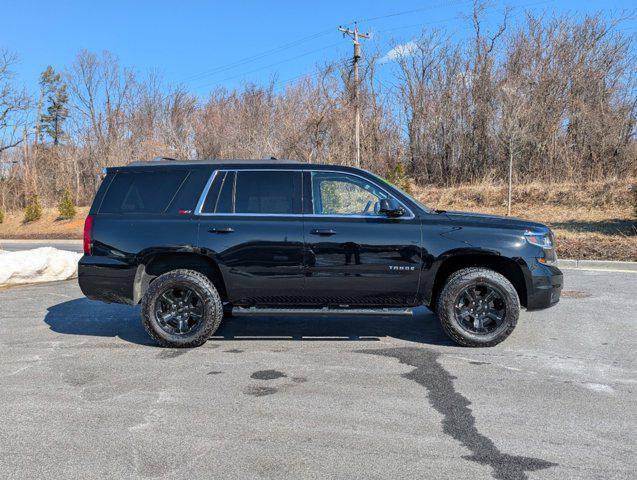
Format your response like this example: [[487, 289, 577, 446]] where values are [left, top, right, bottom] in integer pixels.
[[214, 307, 453, 346], [44, 298, 154, 346], [44, 299, 453, 347]]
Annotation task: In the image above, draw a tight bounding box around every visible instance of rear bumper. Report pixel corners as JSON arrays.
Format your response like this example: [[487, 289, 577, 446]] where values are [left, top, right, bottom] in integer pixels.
[[78, 256, 137, 305], [524, 261, 563, 310]]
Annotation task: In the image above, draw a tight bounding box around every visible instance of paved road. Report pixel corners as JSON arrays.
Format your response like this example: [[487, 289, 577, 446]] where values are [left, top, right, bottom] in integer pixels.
[[0, 269, 635, 479], [0, 239, 83, 252]]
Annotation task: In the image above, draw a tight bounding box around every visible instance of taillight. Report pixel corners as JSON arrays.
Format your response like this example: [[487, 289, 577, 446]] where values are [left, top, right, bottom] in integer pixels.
[[83, 215, 94, 255]]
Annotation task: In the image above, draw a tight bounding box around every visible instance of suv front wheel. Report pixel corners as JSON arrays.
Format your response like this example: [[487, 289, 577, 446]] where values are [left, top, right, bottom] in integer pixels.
[[141, 269, 223, 348], [436, 267, 520, 347]]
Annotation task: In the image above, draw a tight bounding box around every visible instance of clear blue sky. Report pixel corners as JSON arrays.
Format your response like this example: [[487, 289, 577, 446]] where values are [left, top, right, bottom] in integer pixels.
[[1, 0, 634, 97]]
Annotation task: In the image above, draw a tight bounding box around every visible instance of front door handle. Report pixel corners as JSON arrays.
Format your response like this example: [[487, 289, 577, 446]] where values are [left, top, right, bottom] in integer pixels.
[[310, 229, 336, 236], [208, 227, 234, 234]]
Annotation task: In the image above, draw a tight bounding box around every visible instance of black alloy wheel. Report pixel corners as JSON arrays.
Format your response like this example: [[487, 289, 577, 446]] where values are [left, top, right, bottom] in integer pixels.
[[454, 284, 506, 335], [436, 267, 520, 347], [142, 270, 223, 348], [154, 286, 205, 335]]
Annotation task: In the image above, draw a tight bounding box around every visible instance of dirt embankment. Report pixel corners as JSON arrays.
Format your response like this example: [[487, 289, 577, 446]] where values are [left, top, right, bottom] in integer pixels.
[[0, 207, 88, 239], [1, 179, 635, 260]]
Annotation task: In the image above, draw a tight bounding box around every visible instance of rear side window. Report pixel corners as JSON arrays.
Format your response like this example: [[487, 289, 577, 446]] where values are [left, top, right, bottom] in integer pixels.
[[100, 170, 187, 214], [201, 170, 302, 214]]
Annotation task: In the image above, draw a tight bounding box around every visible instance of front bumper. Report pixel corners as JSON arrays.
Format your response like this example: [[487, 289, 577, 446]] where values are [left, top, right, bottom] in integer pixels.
[[524, 261, 563, 310]]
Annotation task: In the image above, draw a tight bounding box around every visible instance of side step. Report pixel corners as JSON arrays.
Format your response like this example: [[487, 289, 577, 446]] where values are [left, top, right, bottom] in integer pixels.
[[232, 307, 414, 317]]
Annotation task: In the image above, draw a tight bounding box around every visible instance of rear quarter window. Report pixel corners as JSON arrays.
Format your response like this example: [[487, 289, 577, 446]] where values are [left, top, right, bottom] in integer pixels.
[[99, 170, 188, 214]]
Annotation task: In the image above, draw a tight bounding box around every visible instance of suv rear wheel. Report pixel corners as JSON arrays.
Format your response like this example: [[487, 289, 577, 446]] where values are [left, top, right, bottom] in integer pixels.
[[141, 269, 223, 348], [436, 267, 520, 347]]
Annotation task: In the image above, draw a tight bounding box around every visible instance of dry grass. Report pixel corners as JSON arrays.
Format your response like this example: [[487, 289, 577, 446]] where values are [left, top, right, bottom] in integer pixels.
[[417, 178, 634, 209], [0, 179, 635, 261]]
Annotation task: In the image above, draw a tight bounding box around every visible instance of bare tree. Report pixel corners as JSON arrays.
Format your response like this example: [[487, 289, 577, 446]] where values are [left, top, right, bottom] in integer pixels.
[[0, 50, 30, 155]]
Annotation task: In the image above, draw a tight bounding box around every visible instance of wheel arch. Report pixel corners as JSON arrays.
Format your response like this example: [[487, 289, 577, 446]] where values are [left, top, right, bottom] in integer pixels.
[[134, 252, 228, 304], [429, 253, 528, 309]]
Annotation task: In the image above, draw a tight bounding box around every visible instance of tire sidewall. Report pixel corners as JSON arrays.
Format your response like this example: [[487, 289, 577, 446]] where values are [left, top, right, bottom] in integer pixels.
[[438, 269, 519, 347], [142, 270, 222, 347]]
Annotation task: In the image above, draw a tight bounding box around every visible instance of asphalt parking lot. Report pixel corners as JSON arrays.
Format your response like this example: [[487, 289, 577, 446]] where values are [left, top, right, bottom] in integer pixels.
[[0, 268, 635, 479]]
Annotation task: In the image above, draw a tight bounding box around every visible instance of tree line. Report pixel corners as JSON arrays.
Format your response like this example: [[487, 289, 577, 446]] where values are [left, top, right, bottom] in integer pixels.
[[0, 5, 635, 212]]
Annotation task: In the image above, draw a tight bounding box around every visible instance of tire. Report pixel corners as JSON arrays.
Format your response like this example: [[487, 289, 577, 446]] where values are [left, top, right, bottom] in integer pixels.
[[141, 269, 223, 348], [436, 267, 520, 347]]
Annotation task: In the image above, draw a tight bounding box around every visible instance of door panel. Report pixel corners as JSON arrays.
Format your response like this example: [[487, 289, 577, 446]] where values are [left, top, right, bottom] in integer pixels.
[[303, 171, 422, 306], [304, 217, 422, 305], [197, 169, 305, 305], [198, 216, 305, 305]]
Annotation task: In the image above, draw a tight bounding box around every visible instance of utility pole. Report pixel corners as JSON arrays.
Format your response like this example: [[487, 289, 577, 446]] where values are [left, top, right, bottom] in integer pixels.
[[338, 22, 369, 168], [507, 147, 513, 216], [23, 127, 29, 200]]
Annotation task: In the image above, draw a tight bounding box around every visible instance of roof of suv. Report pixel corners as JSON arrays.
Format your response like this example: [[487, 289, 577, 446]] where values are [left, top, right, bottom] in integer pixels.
[[126, 158, 303, 167], [108, 158, 368, 174]]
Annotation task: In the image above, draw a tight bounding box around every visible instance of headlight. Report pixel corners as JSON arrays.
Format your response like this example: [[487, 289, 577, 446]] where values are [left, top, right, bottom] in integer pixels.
[[524, 231, 553, 249], [526, 230, 558, 265]]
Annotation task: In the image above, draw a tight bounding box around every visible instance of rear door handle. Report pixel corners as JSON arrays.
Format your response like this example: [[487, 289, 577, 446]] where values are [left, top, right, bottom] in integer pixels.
[[310, 229, 336, 236], [208, 227, 234, 234]]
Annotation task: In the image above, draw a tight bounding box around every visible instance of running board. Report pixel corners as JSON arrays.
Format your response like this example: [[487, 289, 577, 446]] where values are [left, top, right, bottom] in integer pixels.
[[232, 307, 414, 317]]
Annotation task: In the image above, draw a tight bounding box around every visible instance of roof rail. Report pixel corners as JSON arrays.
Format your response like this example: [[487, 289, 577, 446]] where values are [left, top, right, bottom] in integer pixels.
[[124, 158, 304, 168]]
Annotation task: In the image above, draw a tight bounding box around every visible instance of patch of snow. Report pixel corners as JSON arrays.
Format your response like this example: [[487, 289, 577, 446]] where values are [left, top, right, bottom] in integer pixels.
[[0, 247, 82, 287]]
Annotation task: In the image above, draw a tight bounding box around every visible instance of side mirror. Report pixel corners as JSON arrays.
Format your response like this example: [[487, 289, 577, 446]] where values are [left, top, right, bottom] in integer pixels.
[[379, 198, 405, 217]]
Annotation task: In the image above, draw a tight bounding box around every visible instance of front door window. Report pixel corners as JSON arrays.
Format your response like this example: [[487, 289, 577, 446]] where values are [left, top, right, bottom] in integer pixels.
[[311, 172, 389, 216]]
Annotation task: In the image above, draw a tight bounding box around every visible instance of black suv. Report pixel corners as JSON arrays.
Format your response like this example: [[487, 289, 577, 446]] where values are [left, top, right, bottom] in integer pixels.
[[78, 159, 562, 348]]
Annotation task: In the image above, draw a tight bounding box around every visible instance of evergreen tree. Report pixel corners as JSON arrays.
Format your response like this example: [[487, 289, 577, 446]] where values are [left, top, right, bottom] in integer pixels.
[[39, 66, 69, 145], [23, 194, 42, 223], [58, 189, 76, 219]]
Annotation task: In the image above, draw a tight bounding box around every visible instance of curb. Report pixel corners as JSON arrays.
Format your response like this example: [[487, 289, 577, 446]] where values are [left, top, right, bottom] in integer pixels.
[[558, 259, 637, 272], [0, 239, 82, 244]]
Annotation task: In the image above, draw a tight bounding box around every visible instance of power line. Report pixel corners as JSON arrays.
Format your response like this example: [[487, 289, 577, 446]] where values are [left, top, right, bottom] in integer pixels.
[[179, 2, 472, 86], [272, 60, 350, 91], [264, 6, 476, 92], [188, 0, 554, 94], [180, 28, 334, 84], [274, 0, 558, 92], [191, 42, 344, 91], [373, 0, 555, 35], [356, 0, 474, 24]]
